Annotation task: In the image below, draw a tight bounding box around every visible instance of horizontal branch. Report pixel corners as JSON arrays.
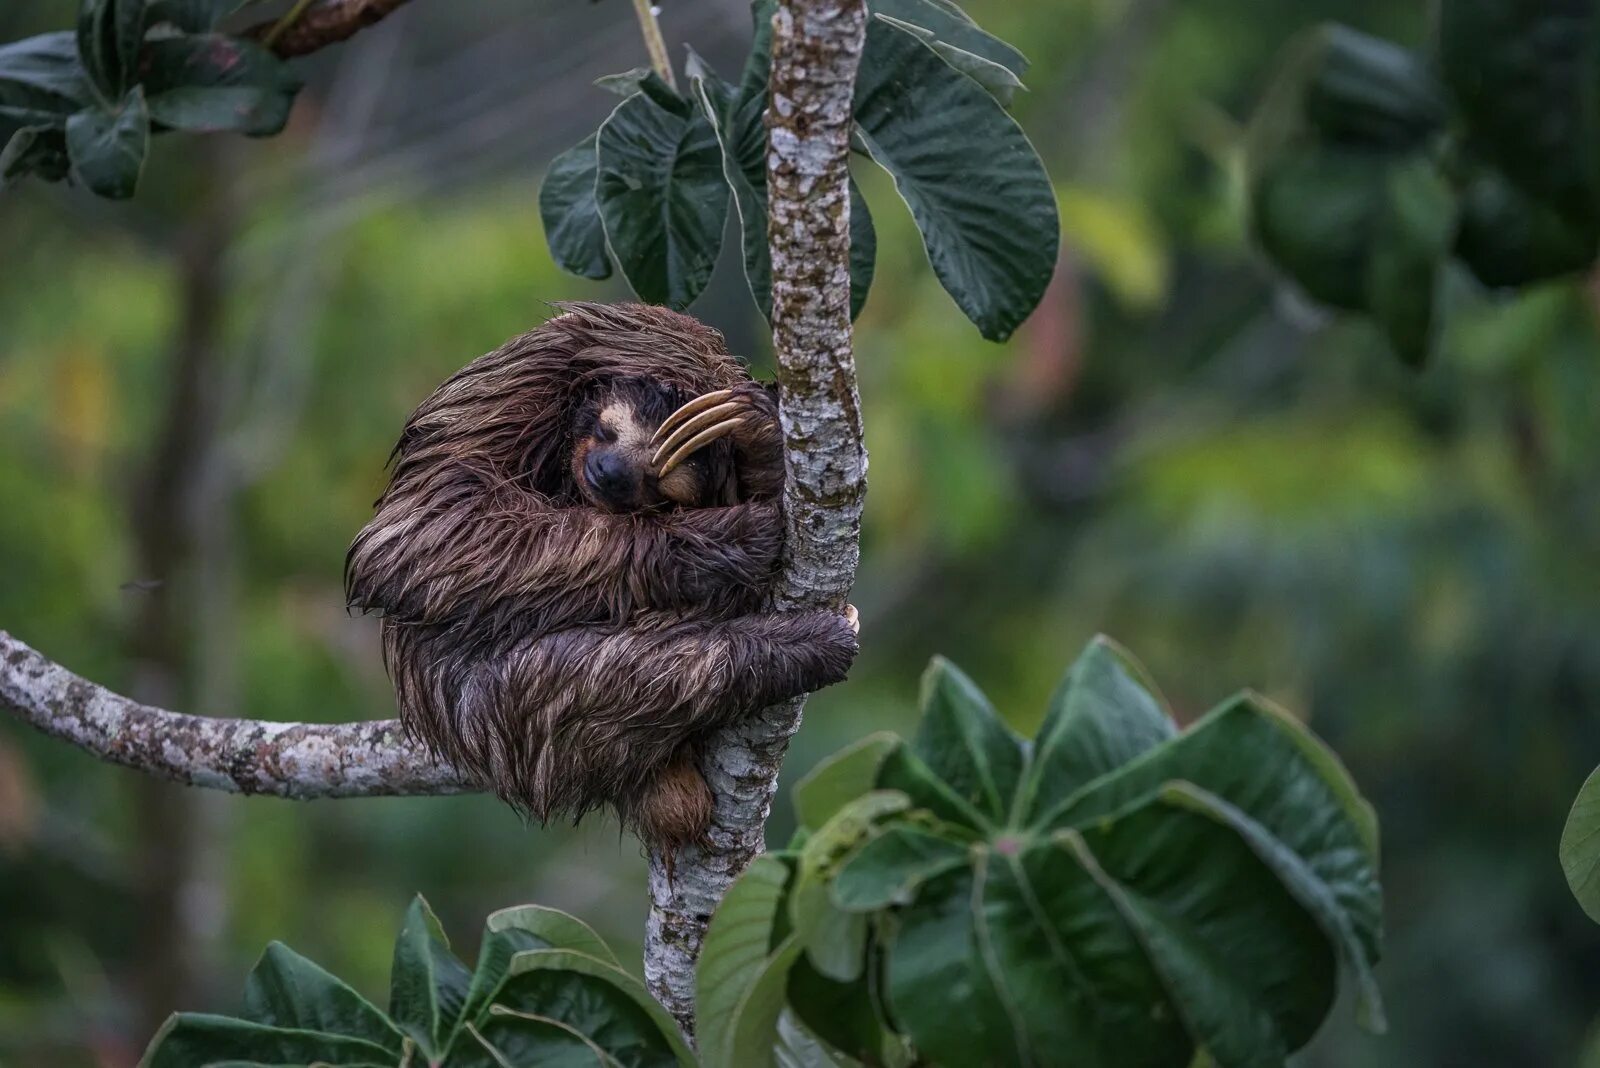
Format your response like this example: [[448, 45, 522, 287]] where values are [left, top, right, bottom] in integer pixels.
[[0, 630, 473, 799], [245, 0, 416, 58]]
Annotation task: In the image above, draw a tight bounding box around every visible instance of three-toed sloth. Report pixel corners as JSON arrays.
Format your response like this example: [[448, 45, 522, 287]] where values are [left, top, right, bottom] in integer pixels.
[[345, 302, 859, 850]]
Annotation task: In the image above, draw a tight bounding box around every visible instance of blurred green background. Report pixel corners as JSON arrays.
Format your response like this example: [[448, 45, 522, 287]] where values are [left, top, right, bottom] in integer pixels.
[[3, 0, 1599, 1064]]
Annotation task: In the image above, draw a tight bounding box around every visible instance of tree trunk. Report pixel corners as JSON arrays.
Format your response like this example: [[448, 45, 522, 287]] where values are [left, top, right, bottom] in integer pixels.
[[642, 0, 869, 1037]]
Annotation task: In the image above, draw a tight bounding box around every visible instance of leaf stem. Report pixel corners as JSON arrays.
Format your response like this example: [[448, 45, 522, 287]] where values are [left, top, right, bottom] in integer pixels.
[[630, 0, 677, 91]]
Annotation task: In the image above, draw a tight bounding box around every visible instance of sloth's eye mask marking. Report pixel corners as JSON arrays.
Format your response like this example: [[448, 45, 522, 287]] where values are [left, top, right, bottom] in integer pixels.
[[571, 378, 711, 513]]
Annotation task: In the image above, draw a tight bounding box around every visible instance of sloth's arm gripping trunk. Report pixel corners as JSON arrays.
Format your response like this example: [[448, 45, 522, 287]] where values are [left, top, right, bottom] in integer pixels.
[[346, 489, 784, 630]]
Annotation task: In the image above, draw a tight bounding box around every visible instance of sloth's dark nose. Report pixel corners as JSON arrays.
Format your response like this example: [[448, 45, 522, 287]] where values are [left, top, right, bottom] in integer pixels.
[[585, 451, 631, 493]]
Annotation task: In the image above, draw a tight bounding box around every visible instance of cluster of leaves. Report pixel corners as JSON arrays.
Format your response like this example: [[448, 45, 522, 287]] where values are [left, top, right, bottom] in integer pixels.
[[141, 896, 693, 1067], [723, 637, 1385, 1067], [1246, 3, 1600, 366], [539, 0, 1059, 341], [137, 638, 1383, 1068], [0, 0, 300, 198]]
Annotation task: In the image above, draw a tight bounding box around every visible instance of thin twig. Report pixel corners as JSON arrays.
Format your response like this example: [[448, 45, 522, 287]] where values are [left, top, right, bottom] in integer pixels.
[[630, 0, 677, 90]]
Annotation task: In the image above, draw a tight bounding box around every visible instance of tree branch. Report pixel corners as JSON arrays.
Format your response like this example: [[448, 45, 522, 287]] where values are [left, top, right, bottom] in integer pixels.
[[244, 0, 416, 58], [642, 0, 868, 1036], [0, 631, 471, 798]]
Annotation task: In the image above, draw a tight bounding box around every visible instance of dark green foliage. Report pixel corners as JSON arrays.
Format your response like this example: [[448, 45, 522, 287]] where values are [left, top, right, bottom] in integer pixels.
[[540, 0, 1058, 340], [139, 897, 692, 1068], [1246, 6, 1600, 366], [0, 0, 301, 199], [699, 637, 1385, 1068]]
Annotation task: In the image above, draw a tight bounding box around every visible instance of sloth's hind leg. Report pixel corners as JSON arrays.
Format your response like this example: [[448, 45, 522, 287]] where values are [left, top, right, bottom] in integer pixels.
[[492, 607, 859, 846]]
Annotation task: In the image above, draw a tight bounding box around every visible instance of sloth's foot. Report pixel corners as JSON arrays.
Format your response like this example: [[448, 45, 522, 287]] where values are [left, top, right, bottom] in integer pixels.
[[844, 603, 859, 634], [652, 387, 766, 476]]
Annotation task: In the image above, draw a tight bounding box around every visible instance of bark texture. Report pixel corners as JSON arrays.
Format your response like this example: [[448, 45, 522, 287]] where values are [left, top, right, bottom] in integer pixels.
[[245, 0, 415, 57], [0, 631, 471, 798], [642, 0, 869, 1036]]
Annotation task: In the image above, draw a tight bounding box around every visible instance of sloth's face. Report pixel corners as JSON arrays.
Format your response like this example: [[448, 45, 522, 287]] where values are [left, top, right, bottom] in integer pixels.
[[571, 378, 707, 513]]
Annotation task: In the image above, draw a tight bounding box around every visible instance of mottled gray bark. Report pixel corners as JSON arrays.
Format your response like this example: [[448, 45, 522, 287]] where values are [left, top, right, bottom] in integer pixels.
[[0, 631, 471, 798], [643, 0, 868, 1036]]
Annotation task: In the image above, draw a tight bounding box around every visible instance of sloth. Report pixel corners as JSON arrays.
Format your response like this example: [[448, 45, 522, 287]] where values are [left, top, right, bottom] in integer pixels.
[[345, 302, 859, 850]]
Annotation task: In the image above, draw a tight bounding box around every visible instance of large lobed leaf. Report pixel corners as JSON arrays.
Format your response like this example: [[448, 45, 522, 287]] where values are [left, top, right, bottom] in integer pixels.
[[0, 6, 302, 198], [853, 12, 1058, 341], [140, 894, 685, 1068], [540, 0, 1056, 339], [1246, 9, 1600, 364], [1244, 24, 1455, 365], [594, 81, 729, 311], [731, 636, 1384, 1067]]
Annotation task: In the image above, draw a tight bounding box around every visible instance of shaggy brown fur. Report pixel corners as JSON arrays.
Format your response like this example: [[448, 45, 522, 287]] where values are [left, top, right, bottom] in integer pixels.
[[346, 302, 858, 849]]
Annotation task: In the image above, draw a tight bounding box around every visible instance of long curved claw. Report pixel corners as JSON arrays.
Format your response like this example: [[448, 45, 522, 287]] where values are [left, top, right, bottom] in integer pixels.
[[652, 389, 738, 447], [655, 417, 746, 476], [651, 401, 745, 468]]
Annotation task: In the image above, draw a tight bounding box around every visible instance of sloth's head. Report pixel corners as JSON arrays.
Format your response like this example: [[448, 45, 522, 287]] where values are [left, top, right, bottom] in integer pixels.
[[570, 377, 709, 513]]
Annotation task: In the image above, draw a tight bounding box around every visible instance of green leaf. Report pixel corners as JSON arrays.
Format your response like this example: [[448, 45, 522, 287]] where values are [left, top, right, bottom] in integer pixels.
[[1019, 635, 1176, 822], [873, 14, 1024, 107], [720, 936, 806, 1068], [65, 86, 148, 198], [0, 32, 95, 113], [487, 905, 620, 967], [496, 949, 691, 1067], [910, 657, 1025, 824], [144, 0, 252, 33], [1561, 765, 1600, 923], [388, 895, 471, 1055], [773, 1009, 854, 1068], [450, 903, 623, 1044], [793, 731, 900, 831], [832, 824, 968, 911], [460, 1009, 615, 1068], [240, 942, 405, 1052], [1439, 0, 1600, 224], [1, 124, 70, 188], [595, 67, 690, 117], [870, 0, 1028, 80], [138, 1014, 398, 1068], [783, 956, 885, 1065], [883, 859, 1139, 1067], [1249, 143, 1386, 311], [1071, 782, 1341, 1060], [1296, 24, 1443, 150], [698, 854, 792, 1068], [540, 134, 613, 281], [877, 743, 989, 832], [853, 14, 1058, 340], [789, 793, 910, 982], [1043, 692, 1385, 1031], [1244, 22, 1457, 353], [595, 88, 729, 309], [687, 50, 876, 322], [1366, 157, 1456, 366], [76, 0, 146, 98], [140, 35, 303, 136], [1454, 161, 1600, 287]]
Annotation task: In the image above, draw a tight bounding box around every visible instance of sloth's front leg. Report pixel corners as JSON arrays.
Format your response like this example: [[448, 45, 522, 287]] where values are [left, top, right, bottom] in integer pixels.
[[652, 383, 785, 498]]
